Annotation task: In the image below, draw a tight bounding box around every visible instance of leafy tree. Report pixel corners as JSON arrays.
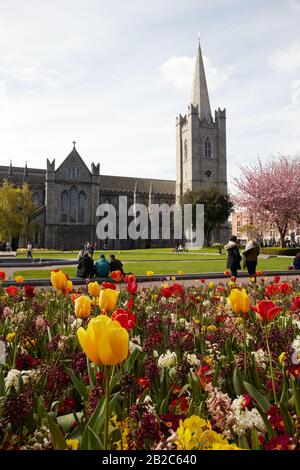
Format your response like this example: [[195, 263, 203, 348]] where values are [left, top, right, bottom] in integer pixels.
[[180, 185, 233, 246], [0, 181, 36, 245]]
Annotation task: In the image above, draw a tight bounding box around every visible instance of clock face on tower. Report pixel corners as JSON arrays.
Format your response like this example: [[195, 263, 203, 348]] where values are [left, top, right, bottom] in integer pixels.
[[204, 169, 212, 179]]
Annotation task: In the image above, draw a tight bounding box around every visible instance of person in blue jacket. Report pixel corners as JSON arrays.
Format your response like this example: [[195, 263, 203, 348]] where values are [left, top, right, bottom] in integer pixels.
[[95, 254, 110, 277]]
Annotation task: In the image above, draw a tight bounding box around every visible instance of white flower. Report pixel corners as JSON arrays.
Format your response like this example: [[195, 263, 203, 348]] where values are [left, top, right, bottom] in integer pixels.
[[202, 300, 211, 308], [71, 318, 83, 331], [153, 350, 159, 358], [129, 341, 142, 353], [158, 350, 177, 369], [232, 396, 266, 437], [5, 369, 36, 391], [292, 335, 300, 358], [251, 348, 268, 369], [185, 353, 201, 367]]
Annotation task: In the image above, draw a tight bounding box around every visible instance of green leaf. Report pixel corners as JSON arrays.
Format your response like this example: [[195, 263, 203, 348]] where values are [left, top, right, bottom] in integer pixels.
[[250, 355, 261, 391], [80, 393, 119, 450], [243, 381, 271, 412], [47, 414, 68, 450], [65, 367, 88, 401], [125, 348, 140, 374], [251, 428, 260, 450], [86, 425, 103, 450], [233, 367, 244, 396], [292, 379, 300, 416], [238, 435, 249, 449], [279, 403, 294, 436], [0, 367, 5, 397]]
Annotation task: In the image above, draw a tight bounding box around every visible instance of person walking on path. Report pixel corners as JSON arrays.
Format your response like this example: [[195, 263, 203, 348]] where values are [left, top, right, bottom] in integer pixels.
[[224, 235, 242, 279], [95, 254, 110, 277], [27, 242, 33, 260], [242, 238, 260, 279]]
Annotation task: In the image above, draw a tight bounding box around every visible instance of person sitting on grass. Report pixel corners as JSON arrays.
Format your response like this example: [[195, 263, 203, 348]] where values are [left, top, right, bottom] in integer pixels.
[[95, 254, 110, 277], [293, 252, 300, 270], [76, 252, 95, 279], [109, 254, 124, 275]]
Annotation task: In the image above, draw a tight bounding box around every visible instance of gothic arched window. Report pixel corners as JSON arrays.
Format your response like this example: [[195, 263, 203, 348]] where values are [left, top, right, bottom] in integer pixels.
[[184, 139, 188, 160], [33, 192, 40, 207], [204, 138, 212, 159], [61, 191, 69, 222], [78, 191, 86, 224], [70, 186, 78, 223]]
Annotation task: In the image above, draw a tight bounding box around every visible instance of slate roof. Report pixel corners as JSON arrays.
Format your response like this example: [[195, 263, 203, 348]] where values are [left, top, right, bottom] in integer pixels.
[[100, 174, 175, 195], [0, 165, 175, 195]]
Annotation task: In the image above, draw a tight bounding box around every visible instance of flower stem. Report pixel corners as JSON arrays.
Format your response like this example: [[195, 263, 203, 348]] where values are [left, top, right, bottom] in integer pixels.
[[104, 365, 111, 450], [243, 318, 247, 377], [265, 325, 277, 404]]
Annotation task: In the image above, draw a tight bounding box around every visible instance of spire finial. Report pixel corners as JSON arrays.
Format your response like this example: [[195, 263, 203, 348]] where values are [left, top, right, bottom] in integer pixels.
[[197, 32, 201, 46], [72, 140, 76, 148]]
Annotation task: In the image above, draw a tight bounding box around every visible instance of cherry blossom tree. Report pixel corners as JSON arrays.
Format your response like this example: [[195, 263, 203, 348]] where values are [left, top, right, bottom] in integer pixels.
[[233, 156, 300, 247]]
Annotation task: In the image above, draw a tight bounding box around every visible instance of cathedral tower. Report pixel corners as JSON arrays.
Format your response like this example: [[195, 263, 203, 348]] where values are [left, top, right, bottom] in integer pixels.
[[176, 41, 227, 202]]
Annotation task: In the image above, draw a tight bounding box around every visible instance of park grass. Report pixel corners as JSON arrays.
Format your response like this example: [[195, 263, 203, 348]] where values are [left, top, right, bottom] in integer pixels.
[[15, 247, 220, 261], [12, 256, 294, 280]]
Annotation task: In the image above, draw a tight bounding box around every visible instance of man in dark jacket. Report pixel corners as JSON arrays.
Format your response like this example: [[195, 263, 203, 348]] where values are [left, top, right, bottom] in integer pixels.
[[76, 253, 95, 279], [293, 252, 300, 270], [109, 254, 124, 274]]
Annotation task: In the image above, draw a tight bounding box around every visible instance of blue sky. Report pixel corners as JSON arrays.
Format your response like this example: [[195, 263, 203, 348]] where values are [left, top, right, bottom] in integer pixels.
[[0, 0, 300, 188]]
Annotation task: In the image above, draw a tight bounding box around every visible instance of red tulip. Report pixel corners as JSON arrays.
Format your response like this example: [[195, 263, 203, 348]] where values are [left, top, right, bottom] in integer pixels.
[[0, 271, 6, 281], [111, 270, 123, 282], [5, 285, 18, 297], [102, 282, 117, 290], [112, 308, 137, 330], [274, 276, 280, 283], [171, 283, 185, 298], [278, 282, 292, 295], [252, 300, 281, 323], [125, 274, 136, 284], [127, 281, 138, 295], [162, 287, 172, 298], [24, 285, 35, 298]]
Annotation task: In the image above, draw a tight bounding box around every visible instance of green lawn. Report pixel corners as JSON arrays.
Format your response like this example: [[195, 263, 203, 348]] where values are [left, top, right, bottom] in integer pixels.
[[12, 256, 294, 279], [16, 247, 220, 259]]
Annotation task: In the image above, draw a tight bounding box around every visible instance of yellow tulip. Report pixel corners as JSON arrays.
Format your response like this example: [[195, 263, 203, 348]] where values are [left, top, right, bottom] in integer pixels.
[[67, 280, 73, 292], [99, 288, 119, 312], [227, 288, 250, 315], [208, 281, 215, 289], [14, 275, 24, 283], [51, 270, 68, 291], [88, 281, 101, 297], [75, 295, 91, 319], [6, 332, 16, 342], [146, 271, 154, 277], [77, 315, 129, 365]]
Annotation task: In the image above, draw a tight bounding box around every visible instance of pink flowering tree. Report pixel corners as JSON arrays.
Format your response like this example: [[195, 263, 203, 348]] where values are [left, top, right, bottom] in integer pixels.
[[233, 156, 300, 247]]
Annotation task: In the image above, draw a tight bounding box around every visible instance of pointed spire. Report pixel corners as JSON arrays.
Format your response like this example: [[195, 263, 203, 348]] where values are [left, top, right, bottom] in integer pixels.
[[8, 160, 13, 177], [23, 161, 28, 179], [191, 39, 212, 121]]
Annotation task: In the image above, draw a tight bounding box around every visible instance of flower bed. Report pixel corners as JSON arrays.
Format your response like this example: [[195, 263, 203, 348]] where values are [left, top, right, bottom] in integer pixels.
[[0, 270, 299, 450]]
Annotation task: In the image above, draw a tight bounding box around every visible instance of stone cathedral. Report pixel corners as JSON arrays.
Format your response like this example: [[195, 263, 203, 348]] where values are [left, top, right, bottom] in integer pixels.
[[0, 42, 228, 249]]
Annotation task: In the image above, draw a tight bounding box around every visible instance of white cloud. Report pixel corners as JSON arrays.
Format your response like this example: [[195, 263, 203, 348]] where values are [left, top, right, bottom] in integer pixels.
[[269, 43, 300, 73], [160, 55, 229, 93]]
